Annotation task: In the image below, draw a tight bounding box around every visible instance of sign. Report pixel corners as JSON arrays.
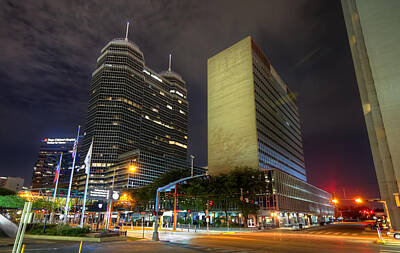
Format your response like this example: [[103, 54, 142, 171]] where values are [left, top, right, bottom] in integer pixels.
[[44, 138, 75, 144], [88, 188, 120, 201], [110, 190, 120, 201]]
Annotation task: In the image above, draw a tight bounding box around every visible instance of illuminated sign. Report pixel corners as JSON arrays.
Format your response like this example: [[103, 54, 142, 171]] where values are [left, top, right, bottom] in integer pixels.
[[44, 138, 75, 144], [88, 188, 120, 201]]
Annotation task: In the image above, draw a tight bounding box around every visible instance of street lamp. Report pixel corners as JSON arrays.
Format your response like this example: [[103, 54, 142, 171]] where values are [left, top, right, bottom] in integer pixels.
[[355, 197, 363, 204], [127, 165, 137, 189], [190, 155, 195, 177], [331, 198, 339, 204]]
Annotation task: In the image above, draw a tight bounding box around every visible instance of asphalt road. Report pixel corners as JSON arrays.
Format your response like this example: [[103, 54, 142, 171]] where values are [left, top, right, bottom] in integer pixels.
[[2, 223, 400, 253]]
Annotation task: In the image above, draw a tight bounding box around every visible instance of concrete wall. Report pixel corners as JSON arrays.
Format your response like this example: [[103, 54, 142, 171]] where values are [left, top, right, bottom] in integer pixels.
[[342, 0, 400, 230], [207, 36, 259, 174]]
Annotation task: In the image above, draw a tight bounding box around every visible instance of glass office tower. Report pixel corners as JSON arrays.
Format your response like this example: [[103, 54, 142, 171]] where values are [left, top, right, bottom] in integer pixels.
[[77, 32, 189, 190], [32, 138, 77, 189]]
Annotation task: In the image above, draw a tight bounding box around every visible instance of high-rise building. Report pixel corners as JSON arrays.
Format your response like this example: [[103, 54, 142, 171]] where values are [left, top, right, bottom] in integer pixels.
[[208, 36, 333, 227], [342, 0, 400, 230], [32, 138, 78, 189], [78, 25, 190, 190], [208, 36, 306, 181]]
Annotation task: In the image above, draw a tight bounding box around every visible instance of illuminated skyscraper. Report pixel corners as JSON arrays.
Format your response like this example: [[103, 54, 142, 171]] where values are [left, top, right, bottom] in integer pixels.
[[342, 0, 400, 230], [207, 37, 333, 223], [32, 138, 77, 189], [78, 24, 189, 190]]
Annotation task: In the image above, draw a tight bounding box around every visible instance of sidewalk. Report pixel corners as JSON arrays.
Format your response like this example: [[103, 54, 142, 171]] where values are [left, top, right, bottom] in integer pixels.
[[0, 237, 65, 247]]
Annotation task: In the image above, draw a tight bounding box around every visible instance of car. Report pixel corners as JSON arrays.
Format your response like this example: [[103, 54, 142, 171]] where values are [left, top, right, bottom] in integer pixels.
[[387, 231, 400, 240]]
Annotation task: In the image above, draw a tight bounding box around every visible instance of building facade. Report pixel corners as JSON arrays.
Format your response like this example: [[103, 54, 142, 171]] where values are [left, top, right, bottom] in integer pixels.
[[32, 138, 78, 189], [342, 0, 400, 230], [208, 36, 306, 181], [0, 177, 24, 192], [77, 30, 189, 190], [105, 150, 206, 190], [207, 36, 333, 226]]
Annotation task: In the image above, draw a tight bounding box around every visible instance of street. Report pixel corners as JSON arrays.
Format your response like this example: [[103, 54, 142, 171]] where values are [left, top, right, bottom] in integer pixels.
[[1, 223, 400, 252]]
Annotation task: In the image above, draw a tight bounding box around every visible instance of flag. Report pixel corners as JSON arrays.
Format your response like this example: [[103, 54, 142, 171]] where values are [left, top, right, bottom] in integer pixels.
[[84, 141, 93, 175], [53, 154, 63, 184], [72, 131, 79, 159]]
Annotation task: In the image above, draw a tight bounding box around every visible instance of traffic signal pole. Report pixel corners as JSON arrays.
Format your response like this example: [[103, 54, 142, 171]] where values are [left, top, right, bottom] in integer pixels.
[[173, 184, 177, 231], [152, 174, 207, 241]]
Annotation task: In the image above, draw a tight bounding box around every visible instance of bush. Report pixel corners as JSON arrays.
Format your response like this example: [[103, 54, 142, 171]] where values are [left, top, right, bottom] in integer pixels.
[[27, 223, 91, 237]]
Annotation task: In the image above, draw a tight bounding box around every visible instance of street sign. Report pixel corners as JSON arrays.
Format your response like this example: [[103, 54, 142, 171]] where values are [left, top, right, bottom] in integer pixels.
[[88, 188, 120, 201]]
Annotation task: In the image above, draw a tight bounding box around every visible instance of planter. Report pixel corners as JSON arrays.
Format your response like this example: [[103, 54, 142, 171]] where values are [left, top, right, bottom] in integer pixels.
[[25, 234, 126, 243]]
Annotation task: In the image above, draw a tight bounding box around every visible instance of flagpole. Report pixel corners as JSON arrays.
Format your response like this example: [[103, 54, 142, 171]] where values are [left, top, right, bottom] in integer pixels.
[[52, 153, 63, 202], [80, 138, 93, 228], [64, 125, 80, 223], [50, 153, 63, 223]]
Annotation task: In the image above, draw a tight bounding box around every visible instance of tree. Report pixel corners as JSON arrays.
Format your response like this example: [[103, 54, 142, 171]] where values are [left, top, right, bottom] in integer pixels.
[[0, 188, 16, 196], [129, 169, 190, 211]]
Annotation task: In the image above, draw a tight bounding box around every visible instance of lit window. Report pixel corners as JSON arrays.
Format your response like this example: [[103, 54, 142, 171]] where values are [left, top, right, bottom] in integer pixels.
[[167, 105, 172, 110]]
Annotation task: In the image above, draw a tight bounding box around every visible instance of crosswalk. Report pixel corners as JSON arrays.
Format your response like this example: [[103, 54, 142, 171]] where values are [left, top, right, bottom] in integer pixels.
[[380, 241, 400, 253], [164, 241, 253, 253], [301, 230, 361, 236]]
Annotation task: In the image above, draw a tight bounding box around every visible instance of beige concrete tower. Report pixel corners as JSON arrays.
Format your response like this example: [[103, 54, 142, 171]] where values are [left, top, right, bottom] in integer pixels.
[[208, 37, 258, 174], [342, 0, 400, 230], [208, 36, 306, 181]]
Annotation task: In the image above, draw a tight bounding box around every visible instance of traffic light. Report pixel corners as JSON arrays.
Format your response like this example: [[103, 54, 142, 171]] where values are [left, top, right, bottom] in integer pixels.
[[209, 200, 213, 206]]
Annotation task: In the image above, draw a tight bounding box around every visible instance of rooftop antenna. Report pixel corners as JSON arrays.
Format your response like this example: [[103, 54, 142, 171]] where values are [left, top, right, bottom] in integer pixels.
[[125, 22, 130, 41], [168, 54, 172, 72]]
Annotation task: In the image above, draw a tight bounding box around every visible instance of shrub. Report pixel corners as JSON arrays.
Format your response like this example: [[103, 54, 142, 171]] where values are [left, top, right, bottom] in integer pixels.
[[27, 223, 91, 237]]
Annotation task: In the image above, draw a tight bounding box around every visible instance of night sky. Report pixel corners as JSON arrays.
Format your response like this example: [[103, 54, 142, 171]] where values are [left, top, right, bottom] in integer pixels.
[[0, 0, 379, 199]]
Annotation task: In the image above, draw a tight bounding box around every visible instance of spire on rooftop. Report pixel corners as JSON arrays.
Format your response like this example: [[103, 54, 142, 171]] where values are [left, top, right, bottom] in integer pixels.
[[125, 22, 130, 41], [168, 54, 172, 72]]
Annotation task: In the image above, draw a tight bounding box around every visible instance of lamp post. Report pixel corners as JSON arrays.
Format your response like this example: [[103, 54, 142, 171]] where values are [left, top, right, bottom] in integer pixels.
[[190, 155, 195, 177], [127, 164, 137, 189], [105, 168, 117, 230]]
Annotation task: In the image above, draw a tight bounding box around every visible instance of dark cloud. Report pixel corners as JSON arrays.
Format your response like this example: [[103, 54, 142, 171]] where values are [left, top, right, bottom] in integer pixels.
[[0, 0, 378, 198]]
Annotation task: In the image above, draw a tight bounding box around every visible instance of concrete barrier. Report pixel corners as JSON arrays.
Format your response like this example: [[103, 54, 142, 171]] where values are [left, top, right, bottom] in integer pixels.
[[0, 214, 18, 237]]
